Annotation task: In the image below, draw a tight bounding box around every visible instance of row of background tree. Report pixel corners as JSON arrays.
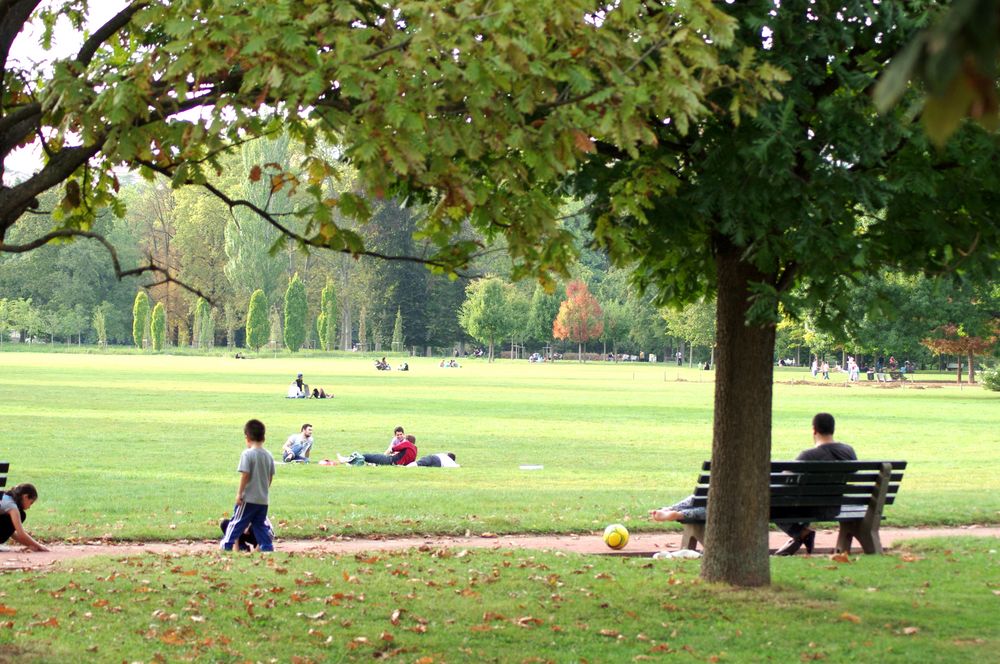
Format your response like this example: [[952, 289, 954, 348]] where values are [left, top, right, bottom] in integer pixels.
[[1, 137, 996, 370]]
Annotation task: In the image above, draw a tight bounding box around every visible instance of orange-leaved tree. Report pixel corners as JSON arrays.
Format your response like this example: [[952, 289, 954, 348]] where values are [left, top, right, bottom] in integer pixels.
[[553, 280, 604, 362], [921, 323, 999, 384]]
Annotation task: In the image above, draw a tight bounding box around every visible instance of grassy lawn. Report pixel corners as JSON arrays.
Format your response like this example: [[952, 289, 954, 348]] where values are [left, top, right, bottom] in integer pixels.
[[0, 351, 997, 543], [0, 538, 996, 662]]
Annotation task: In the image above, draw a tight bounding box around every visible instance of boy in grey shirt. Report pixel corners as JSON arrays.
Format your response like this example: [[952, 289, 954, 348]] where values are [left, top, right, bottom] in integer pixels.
[[220, 419, 275, 552]]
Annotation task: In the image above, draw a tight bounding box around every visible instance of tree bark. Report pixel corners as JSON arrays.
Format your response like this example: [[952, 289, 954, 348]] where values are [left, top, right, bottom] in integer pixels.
[[701, 247, 776, 587], [967, 351, 976, 384]]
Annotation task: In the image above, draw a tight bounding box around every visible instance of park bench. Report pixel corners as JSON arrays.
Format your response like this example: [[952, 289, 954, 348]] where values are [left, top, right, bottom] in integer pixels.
[[679, 460, 906, 554]]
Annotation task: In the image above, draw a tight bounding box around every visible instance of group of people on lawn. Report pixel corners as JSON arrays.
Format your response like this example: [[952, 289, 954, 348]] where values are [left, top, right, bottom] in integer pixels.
[[218, 421, 458, 551], [3, 412, 849, 557], [286, 373, 334, 399], [278, 423, 458, 469]]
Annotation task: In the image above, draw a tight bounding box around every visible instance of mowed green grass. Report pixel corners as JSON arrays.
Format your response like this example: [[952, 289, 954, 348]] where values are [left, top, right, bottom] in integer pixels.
[[1, 351, 998, 542], [0, 539, 997, 663]]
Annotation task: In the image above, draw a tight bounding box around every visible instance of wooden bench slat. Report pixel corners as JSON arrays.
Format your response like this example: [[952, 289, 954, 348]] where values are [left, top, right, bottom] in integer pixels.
[[701, 460, 906, 472], [689, 495, 897, 508], [693, 484, 901, 499]]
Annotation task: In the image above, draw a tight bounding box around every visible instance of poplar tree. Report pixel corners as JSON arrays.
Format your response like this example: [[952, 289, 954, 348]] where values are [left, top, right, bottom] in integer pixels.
[[283, 273, 308, 352], [391, 308, 405, 352], [245, 290, 270, 352], [317, 279, 337, 352], [150, 302, 166, 351], [132, 291, 149, 349]]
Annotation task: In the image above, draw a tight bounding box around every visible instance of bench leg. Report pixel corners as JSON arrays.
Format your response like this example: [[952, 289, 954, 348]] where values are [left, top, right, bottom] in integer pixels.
[[836, 522, 883, 554], [855, 528, 883, 555], [680, 523, 704, 551], [835, 524, 856, 554]]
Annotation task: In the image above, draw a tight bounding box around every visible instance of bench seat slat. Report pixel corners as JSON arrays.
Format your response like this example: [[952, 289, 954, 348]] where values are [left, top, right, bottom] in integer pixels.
[[701, 460, 906, 472], [689, 496, 895, 508], [693, 484, 900, 497]]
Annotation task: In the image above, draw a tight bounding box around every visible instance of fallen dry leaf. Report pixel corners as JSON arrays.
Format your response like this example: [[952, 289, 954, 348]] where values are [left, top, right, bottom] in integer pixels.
[[902, 626, 920, 635], [840, 612, 862, 624], [830, 553, 850, 563], [0, 605, 16, 616]]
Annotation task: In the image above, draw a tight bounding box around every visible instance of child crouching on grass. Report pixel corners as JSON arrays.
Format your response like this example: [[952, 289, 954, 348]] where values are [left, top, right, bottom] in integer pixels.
[[0, 483, 48, 552], [220, 418, 275, 552]]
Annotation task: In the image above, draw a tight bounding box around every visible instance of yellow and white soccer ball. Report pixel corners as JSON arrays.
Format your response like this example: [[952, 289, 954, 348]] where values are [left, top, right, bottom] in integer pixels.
[[602, 523, 629, 550]]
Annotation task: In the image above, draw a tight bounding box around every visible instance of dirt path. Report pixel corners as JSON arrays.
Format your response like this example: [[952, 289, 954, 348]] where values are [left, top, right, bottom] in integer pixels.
[[2, 526, 997, 571]]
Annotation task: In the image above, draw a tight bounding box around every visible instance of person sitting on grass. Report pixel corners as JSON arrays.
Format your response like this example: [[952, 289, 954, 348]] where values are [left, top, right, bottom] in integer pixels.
[[339, 428, 417, 466], [0, 483, 49, 552], [282, 423, 314, 463], [408, 452, 459, 468]]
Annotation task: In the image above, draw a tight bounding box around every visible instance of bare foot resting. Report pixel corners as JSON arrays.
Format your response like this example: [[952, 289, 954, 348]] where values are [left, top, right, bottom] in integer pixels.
[[649, 509, 685, 522]]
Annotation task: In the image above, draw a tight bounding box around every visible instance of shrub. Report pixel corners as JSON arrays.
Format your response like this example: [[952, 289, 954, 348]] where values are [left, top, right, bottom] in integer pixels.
[[980, 368, 1000, 392]]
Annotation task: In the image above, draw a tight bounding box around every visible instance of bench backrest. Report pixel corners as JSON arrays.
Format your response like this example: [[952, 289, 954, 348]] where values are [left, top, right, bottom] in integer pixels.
[[0, 461, 8, 490], [690, 460, 906, 522]]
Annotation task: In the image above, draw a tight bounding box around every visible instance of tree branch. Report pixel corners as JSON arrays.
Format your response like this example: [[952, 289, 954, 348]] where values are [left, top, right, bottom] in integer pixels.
[[0, 0, 41, 86], [135, 158, 462, 273], [0, 227, 211, 301], [76, 2, 149, 66]]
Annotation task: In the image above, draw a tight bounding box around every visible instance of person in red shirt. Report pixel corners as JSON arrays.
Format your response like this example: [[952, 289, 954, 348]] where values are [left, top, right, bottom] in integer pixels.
[[341, 427, 418, 466]]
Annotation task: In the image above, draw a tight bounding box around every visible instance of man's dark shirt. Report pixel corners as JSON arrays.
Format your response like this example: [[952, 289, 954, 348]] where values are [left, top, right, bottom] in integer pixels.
[[795, 442, 857, 461]]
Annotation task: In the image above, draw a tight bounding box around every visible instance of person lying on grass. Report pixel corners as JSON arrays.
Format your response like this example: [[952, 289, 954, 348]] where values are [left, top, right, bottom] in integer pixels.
[[338, 429, 418, 466], [0, 483, 49, 552], [407, 452, 459, 467]]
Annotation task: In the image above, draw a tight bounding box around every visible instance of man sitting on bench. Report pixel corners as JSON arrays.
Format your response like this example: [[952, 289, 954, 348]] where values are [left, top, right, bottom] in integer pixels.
[[649, 412, 856, 556]]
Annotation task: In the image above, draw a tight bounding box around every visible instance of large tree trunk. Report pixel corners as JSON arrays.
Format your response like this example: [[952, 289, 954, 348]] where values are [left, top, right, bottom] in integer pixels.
[[701, 248, 776, 587], [967, 351, 976, 384]]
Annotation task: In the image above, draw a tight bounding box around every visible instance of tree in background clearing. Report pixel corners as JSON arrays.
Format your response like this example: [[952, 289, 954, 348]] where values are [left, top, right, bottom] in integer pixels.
[[132, 291, 149, 349], [150, 302, 166, 351], [245, 290, 270, 353], [459, 277, 509, 362], [391, 308, 405, 353], [553, 280, 604, 362], [283, 274, 307, 352], [317, 280, 337, 352]]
